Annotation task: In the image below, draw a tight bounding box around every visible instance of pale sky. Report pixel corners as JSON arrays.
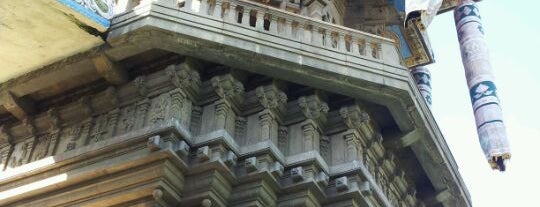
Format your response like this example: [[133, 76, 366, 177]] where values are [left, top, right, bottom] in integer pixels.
[[428, 1, 540, 206]]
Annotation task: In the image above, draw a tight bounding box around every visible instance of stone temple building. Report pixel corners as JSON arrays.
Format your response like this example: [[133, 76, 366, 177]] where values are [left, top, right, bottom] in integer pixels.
[[0, 0, 495, 206]]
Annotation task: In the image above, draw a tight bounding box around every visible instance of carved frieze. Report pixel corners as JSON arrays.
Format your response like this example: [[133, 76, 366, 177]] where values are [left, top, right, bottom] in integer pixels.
[[0, 58, 425, 207]]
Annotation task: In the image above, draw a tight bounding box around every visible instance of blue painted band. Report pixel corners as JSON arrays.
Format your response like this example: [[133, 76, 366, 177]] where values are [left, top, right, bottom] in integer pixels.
[[413, 72, 431, 87], [412, 71, 430, 77], [474, 102, 499, 113], [456, 20, 482, 31], [456, 4, 481, 22], [56, 0, 110, 28], [470, 81, 498, 105], [477, 120, 504, 129]]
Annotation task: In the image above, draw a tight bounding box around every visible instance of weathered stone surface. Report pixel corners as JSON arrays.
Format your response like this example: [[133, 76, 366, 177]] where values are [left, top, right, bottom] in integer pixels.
[[0, 59, 426, 206], [0, 1, 470, 206]]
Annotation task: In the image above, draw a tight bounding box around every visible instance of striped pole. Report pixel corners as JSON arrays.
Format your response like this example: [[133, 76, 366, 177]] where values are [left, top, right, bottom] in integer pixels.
[[412, 67, 432, 107], [454, 0, 510, 171]]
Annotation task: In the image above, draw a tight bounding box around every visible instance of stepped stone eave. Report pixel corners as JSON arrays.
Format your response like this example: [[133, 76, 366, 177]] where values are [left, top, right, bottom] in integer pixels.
[[0, 0, 115, 84]]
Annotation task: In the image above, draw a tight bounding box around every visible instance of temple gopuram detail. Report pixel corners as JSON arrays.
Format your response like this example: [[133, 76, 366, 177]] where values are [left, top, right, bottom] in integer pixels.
[[0, 0, 507, 206]]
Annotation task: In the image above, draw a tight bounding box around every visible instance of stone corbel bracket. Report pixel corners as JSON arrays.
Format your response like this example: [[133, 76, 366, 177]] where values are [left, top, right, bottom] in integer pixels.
[[0, 91, 35, 121], [284, 94, 329, 130], [165, 58, 203, 103], [241, 83, 288, 121], [92, 54, 128, 85], [339, 104, 378, 140], [209, 73, 246, 113]]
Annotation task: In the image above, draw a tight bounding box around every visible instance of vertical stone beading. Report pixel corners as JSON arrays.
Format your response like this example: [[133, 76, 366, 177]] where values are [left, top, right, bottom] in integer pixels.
[[411, 67, 432, 107], [454, 0, 510, 171]]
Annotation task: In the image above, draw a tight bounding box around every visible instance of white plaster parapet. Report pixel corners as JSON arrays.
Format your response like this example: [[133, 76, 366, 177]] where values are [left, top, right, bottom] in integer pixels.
[[111, 0, 401, 66]]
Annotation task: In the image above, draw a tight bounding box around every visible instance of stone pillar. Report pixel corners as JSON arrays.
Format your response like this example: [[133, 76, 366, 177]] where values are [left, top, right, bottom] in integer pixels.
[[454, 0, 510, 171], [411, 67, 432, 107]]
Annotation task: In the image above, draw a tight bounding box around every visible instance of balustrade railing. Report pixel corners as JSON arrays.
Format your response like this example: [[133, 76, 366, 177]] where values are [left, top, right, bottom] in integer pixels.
[[115, 0, 400, 63]]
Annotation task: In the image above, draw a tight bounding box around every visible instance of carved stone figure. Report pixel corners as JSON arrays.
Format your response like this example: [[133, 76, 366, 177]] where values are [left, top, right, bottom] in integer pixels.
[[32, 135, 51, 161], [88, 114, 108, 143], [118, 104, 136, 134], [148, 94, 171, 125]]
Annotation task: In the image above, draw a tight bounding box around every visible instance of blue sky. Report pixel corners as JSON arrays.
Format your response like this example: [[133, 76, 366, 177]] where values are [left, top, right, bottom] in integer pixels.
[[428, 1, 540, 206]]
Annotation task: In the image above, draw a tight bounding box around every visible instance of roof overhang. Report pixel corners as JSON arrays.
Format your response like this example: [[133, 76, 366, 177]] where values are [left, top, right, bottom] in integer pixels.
[[0, 0, 114, 83]]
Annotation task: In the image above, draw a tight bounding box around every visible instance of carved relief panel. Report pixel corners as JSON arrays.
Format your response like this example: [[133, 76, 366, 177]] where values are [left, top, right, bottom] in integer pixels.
[[88, 114, 109, 144], [6, 138, 33, 169], [31, 134, 52, 162], [147, 93, 172, 126], [59, 121, 86, 153], [0, 145, 11, 170], [117, 104, 136, 135]]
